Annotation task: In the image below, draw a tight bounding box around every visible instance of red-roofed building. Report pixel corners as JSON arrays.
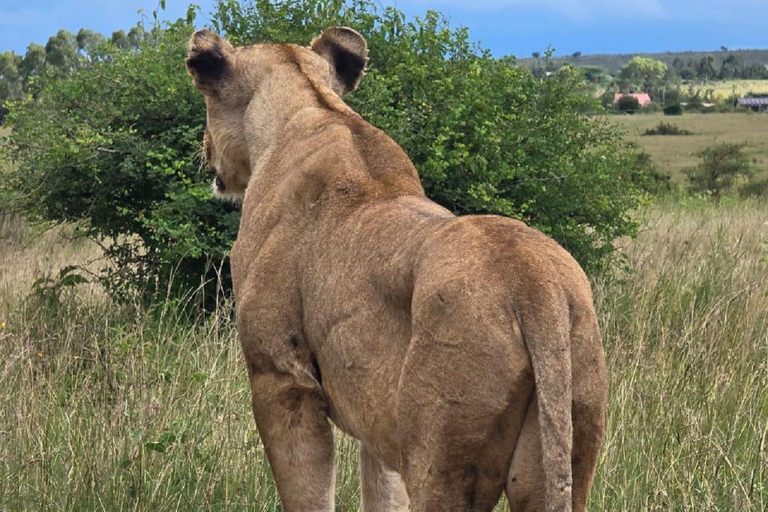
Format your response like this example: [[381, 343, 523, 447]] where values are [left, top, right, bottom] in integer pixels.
[[613, 93, 652, 107]]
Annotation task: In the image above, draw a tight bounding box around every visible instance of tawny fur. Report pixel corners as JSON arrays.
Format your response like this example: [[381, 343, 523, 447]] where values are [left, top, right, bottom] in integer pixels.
[[186, 27, 607, 512]]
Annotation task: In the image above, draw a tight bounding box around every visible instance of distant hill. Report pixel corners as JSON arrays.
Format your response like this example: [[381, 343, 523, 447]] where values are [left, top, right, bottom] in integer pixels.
[[517, 49, 768, 75]]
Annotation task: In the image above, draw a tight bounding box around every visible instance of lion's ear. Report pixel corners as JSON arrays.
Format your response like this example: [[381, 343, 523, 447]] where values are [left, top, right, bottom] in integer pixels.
[[310, 26, 368, 96], [186, 30, 234, 95]]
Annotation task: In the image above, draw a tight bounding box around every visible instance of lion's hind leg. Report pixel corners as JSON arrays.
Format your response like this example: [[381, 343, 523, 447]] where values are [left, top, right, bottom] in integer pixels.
[[506, 307, 607, 512], [505, 396, 545, 511], [238, 283, 336, 512], [397, 280, 534, 511], [505, 376, 605, 512], [359, 443, 410, 512]]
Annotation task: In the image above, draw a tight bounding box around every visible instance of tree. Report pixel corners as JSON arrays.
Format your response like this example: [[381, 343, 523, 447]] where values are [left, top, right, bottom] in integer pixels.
[[695, 55, 716, 81], [76, 29, 107, 62], [620, 56, 667, 96], [20, 43, 45, 83], [531, 51, 540, 59], [719, 53, 742, 79], [0, 53, 22, 90], [111, 30, 132, 50], [572, 51, 582, 59], [44, 29, 79, 75], [581, 66, 606, 84], [743, 63, 768, 79], [128, 24, 147, 48], [684, 143, 752, 203], [662, 65, 677, 86], [679, 68, 695, 80], [0, 52, 23, 121]]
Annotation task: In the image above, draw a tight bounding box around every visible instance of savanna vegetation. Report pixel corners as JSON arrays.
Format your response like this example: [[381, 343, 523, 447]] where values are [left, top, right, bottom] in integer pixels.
[[2, 200, 765, 511], [613, 113, 768, 182], [1, 0, 766, 510]]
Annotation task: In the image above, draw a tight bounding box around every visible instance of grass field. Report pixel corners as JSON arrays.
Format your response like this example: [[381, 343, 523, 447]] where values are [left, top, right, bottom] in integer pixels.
[[611, 112, 768, 181], [688, 79, 768, 100], [1, 198, 767, 511]]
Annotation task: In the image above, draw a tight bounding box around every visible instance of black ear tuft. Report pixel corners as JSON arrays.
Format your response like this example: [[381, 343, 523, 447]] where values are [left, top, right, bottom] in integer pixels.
[[186, 30, 233, 94], [311, 27, 368, 96]]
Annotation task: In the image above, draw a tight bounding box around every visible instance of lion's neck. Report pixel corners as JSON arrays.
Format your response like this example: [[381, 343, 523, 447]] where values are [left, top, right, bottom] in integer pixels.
[[244, 76, 319, 174], [242, 81, 424, 213]]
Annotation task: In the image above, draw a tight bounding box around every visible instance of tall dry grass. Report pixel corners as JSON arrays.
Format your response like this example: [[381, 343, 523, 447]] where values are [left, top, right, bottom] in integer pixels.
[[0, 215, 361, 511], [593, 199, 768, 510], [1, 200, 766, 510]]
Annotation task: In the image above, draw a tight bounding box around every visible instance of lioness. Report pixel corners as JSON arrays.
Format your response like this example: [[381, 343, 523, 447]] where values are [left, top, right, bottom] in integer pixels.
[[186, 26, 607, 512]]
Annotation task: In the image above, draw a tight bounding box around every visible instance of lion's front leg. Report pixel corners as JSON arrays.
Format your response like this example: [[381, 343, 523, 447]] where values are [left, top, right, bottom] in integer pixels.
[[248, 367, 335, 512], [236, 263, 335, 512]]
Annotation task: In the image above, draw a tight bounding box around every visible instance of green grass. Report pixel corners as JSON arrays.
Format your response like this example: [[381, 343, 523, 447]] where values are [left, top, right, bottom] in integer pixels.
[[612, 112, 768, 181], [1, 200, 767, 510]]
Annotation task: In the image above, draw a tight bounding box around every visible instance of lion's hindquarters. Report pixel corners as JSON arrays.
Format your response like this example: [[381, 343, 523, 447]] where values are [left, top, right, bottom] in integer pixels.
[[396, 278, 535, 511], [401, 215, 606, 511], [508, 296, 606, 512]]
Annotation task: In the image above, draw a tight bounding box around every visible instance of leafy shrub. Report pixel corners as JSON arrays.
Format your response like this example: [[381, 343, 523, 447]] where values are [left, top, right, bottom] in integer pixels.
[[684, 143, 752, 202], [644, 122, 693, 136], [629, 149, 675, 195], [617, 95, 641, 114], [685, 94, 704, 111], [3, 16, 239, 302], [664, 104, 683, 116], [3, 0, 652, 299], [739, 177, 768, 199], [640, 102, 662, 114]]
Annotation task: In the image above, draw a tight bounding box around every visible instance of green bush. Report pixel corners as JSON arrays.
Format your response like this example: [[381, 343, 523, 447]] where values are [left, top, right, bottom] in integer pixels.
[[629, 149, 675, 195], [617, 95, 641, 114], [664, 104, 683, 116], [3, 0, 651, 298], [739, 177, 768, 199], [2, 16, 239, 302], [640, 102, 662, 114], [644, 122, 693, 136], [684, 143, 752, 202]]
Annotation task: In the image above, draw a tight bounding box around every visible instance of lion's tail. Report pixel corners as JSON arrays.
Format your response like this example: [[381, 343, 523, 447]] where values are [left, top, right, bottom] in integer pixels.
[[523, 298, 574, 511]]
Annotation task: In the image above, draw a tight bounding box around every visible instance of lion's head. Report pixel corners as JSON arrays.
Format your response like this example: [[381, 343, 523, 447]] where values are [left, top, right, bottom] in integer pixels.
[[186, 27, 368, 200]]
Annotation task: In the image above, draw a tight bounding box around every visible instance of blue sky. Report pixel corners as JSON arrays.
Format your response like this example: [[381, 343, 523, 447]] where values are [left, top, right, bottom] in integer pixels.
[[1, 0, 766, 58]]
